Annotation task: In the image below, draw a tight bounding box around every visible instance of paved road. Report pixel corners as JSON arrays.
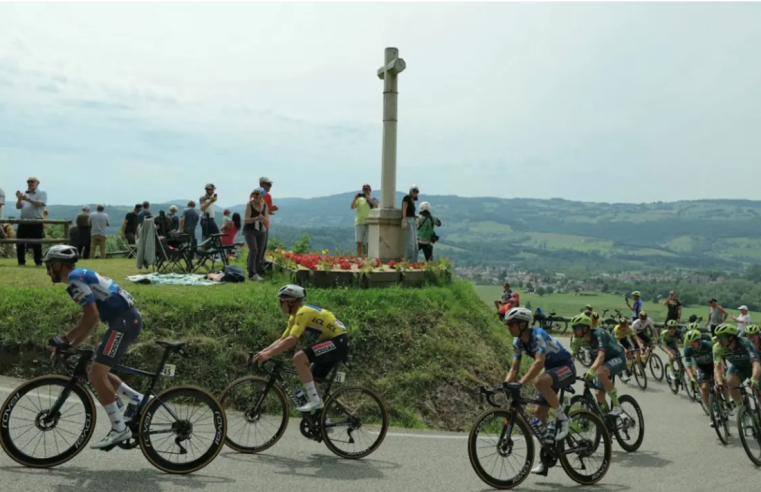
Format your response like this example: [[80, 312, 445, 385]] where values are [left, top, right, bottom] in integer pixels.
[[0, 365, 759, 492]]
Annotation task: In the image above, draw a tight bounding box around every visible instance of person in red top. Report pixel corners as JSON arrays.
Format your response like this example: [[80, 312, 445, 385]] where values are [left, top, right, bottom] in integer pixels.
[[257, 177, 277, 275], [220, 212, 241, 246]]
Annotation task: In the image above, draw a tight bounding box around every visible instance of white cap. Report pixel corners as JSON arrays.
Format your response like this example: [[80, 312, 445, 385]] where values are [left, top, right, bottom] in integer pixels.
[[410, 184, 419, 192], [739, 305, 749, 311]]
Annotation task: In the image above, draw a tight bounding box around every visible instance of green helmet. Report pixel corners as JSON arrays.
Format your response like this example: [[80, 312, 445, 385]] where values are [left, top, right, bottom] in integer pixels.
[[619, 317, 629, 325], [632, 291, 641, 297], [666, 319, 678, 328], [571, 313, 592, 328], [639, 311, 648, 318], [714, 324, 738, 337], [688, 322, 700, 331], [591, 311, 600, 320], [746, 325, 759, 336], [585, 304, 593, 310], [684, 330, 703, 343]]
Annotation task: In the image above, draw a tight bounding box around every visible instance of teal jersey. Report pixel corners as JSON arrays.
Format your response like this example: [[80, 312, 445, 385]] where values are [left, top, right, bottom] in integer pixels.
[[588, 328, 625, 361], [660, 330, 680, 351], [683, 340, 714, 367], [713, 336, 759, 372]]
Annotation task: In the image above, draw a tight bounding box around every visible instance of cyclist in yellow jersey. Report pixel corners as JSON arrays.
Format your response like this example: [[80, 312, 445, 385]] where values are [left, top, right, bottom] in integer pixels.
[[613, 318, 644, 383], [251, 284, 350, 412]]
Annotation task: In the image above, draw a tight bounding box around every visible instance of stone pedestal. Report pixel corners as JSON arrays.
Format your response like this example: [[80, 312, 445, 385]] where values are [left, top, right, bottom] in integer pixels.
[[367, 208, 404, 263]]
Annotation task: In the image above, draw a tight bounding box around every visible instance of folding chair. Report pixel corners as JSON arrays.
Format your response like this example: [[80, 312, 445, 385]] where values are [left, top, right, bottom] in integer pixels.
[[192, 233, 236, 273], [154, 233, 193, 273]]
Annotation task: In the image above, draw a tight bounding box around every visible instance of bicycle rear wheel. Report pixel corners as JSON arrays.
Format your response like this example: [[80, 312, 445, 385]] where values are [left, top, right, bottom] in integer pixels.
[[709, 392, 730, 445], [648, 353, 664, 382], [668, 368, 680, 394], [558, 409, 612, 486], [633, 361, 647, 390], [685, 375, 697, 401], [612, 395, 644, 452], [320, 386, 389, 459], [139, 385, 227, 474], [737, 402, 761, 466], [218, 376, 289, 453]]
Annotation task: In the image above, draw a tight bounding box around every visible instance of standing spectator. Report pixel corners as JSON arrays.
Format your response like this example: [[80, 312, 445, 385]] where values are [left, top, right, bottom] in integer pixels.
[[401, 185, 420, 262], [663, 291, 682, 324], [243, 188, 268, 281], [221, 209, 232, 230], [137, 201, 151, 225], [199, 183, 219, 240], [89, 205, 110, 259], [121, 204, 141, 251], [14, 176, 47, 266], [625, 291, 643, 321], [494, 282, 513, 311], [416, 202, 441, 262], [731, 305, 752, 336], [76, 205, 92, 259], [0, 185, 5, 219], [180, 200, 199, 248], [221, 212, 241, 247], [707, 298, 728, 336], [258, 177, 278, 273], [350, 184, 378, 257], [168, 205, 181, 231]]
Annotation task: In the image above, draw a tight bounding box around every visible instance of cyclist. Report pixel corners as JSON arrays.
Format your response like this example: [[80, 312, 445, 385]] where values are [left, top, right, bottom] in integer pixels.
[[571, 313, 627, 417], [744, 324, 760, 352], [570, 311, 601, 354], [43, 245, 145, 449], [660, 320, 681, 382], [713, 324, 761, 410], [251, 284, 350, 413], [504, 307, 575, 443], [613, 318, 644, 383], [632, 311, 655, 348], [682, 329, 715, 425]]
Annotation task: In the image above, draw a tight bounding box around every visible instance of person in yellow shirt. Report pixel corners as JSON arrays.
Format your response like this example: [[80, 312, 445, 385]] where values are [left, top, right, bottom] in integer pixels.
[[252, 284, 350, 412], [613, 318, 645, 383]]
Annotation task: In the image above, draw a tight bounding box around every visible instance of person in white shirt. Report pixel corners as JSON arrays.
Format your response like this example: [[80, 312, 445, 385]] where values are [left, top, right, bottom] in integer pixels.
[[632, 311, 655, 347], [730, 305, 752, 337], [0, 187, 5, 219]]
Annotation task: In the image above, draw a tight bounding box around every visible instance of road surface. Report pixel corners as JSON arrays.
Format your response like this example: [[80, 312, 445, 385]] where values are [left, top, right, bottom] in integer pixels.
[[0, 365, 758, 492]]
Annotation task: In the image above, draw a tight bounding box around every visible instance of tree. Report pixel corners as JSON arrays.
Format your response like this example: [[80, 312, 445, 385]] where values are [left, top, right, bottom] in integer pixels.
[[536, 286, 547, 296], [292, 233, 312, 254]]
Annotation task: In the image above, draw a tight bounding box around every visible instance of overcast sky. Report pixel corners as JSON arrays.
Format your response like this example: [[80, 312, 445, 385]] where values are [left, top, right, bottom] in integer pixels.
[[1, 2, 760, 207]]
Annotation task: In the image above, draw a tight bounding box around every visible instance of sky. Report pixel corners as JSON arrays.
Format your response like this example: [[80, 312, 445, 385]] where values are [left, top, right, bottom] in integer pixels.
[[1, 2, 760, 207]]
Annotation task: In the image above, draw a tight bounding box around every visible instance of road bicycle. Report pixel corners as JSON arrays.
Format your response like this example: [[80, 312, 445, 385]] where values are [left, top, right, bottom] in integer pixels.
[[0, 341, 226, 474], [666, 355, 698, 402], [708, 382, 733, 445], [574, 343, 594, 368], [624, 347, 648, 390], [733, 381, 761, 465], [640, 341, 664, 382], [218, 355, 388, 459], [533, 308, 567, 335], [568, 377, 645, 453], [469, 381, 611, 490]]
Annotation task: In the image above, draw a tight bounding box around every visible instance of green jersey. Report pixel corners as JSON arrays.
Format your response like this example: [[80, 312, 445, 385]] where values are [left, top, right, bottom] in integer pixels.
[[683, 340, 714, 367], [660, 330, 680, 351], [588, 328, 625, 361], [713, 336, 759, 372]]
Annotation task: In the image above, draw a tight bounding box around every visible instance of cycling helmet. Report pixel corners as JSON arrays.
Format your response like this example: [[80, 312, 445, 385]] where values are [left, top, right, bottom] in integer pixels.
[[687, 322, 701, 331], [277, 284, 306, 300], [43, 245, 79, 264], [666, 320, 678, 328], [684, 330, 703, 343], [571, 313, 592, 328], [714, 324, 738, 337], [419, 202, 431, 213], [619, 317, 629, 325], [639, 311, 648, 318], [746, 325, 760, 336], [631, 291, 641, 297], [504, 307, 532, 324], [591, 311, 600, 320], [585, 304, 593, 310], [688, 314, 698, 323]]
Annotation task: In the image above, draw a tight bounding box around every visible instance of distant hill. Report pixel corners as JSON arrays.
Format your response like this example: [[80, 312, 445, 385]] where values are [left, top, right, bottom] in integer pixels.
[[37, 193, 761, 272]]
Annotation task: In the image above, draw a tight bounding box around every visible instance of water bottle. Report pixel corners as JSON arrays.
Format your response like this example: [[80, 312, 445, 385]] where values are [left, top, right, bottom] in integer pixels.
[[530, 417, 545, 436], [295, 389, 308, 406], [546, 421, 556, 440]]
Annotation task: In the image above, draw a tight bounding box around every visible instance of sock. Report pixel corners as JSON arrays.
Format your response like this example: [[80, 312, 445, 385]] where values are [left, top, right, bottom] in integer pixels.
[[598, 401, 609, 412], [118, 383, 143, 402], [304, 382, 320, 403], [104, 402, 127, 432], [554, 405, 567, 421], [608, 389, 620, 407]]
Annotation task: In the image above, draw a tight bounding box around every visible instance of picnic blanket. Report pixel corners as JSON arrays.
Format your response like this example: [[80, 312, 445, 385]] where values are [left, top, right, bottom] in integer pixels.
[[126, 273, 220, 286]]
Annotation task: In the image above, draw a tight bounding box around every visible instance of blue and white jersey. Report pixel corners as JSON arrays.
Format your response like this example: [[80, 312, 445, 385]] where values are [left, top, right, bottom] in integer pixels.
[[512, 328, 573, 368], [66, 268, 135, 322]]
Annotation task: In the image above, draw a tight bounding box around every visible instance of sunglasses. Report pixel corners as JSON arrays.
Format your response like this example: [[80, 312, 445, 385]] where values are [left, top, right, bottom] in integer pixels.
[[572, 324, 588, 331], [27, 180, 36, 183]]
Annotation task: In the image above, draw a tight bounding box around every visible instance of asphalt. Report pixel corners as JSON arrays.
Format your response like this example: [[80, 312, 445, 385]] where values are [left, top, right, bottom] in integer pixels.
[[1, 362, 760, 492]]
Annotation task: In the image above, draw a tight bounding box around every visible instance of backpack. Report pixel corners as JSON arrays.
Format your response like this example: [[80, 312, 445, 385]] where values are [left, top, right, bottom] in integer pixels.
[[222, 265, 246, 283]]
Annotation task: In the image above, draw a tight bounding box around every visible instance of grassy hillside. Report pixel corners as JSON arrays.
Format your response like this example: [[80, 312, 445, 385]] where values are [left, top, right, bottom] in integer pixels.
[[0, 258, 512, 431], [42, 194, 761, 272]]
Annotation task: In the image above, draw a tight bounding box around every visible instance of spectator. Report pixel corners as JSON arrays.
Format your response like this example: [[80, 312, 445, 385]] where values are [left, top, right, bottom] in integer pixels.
[[221, 212, 241, 247], [121, 204, 141, 250], [416, 201, 441, 262], [243, 188, 268, 281], [14, 176, 47, 266], [76, 205, 92, 259], [0, 185, 5, 219], [401, 184, 420, 262], [138, 201, 151, 225], [258, 177, 278, 274], [0, 221, 15, 258], [180, 200, 200, 248], [663, 291, 682, 324], [494, 283, 513, 311], [168, 205, 181, 231], [199, 183, 220, 240], [89, 205, 110, 259], [731, 305, 752, 336], [625, 291, 643, 321], [707, 298, 728, 336], [351, 184, 378, 257]]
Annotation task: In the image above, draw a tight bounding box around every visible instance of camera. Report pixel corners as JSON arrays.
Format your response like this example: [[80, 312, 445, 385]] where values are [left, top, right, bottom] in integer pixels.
[[214, 193, 218, 198]]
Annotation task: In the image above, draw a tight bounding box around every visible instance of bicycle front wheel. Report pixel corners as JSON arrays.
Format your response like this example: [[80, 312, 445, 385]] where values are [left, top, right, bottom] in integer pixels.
[[612, 395, 644, 452], [648, 353, 664, 382], [737, 403, 761, 466], [709, 392, 730, 445], [0, 375, 97, 468], [139, 385, 227, 474], [321, 386, 389, 459], [468, 409, 534, 490], [559, 409, 612, 486], [218, 376, 289, 454]]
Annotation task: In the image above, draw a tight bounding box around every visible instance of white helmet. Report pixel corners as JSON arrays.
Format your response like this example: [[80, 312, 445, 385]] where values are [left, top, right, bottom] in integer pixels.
[[505, 307, 533, 324], [277, 284, 306, 300], [419, 202, 431, 213], [43, 245, 79, 264]]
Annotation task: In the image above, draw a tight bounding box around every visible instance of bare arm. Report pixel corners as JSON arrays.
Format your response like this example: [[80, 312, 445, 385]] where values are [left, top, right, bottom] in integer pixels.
[[65, 304, 100, 347], [519, 353, 546, 385], [351, 195, 360, 209], [121, 219, 127, 236], [504, 358, 521, 383]]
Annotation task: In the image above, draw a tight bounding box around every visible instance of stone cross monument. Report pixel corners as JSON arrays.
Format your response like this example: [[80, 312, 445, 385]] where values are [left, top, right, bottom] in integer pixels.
[[367, 47, 406, 262]]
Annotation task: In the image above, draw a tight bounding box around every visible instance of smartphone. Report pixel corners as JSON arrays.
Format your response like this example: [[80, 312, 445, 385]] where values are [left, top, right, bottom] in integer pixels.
[[214, 193, 218, 198]]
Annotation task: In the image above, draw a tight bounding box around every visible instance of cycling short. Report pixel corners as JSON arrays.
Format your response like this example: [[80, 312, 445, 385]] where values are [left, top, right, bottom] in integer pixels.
[[618, 338, 632, 350], [94, 308, 142, 367], [727, 364, 753, 383], [696, 364, 714, 384], [636, 331, 651, 346], [591, 355, 627, 390], [304, 334, 350, 379], [536, 363, 576, 405]]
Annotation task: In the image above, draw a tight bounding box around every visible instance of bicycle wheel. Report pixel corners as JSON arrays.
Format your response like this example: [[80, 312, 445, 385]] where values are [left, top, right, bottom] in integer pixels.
[[320, 386, 389, 459], [737, 403, 761, 466], [612, 395, 644, 452], [138, 385, 227, 474], [577, 349, 592, 368], [633, 361, 647, 390], [0, 376, 96, 469], [558, 409, 612, 486], [685, 375, 697, 402], [648, 353, 664, 382], [559, 321, 569, 335], [668, 368, 680, 394], [218, 376, 289, 453], [708, 392, 730, 445], [468, 409, 534, 490]]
